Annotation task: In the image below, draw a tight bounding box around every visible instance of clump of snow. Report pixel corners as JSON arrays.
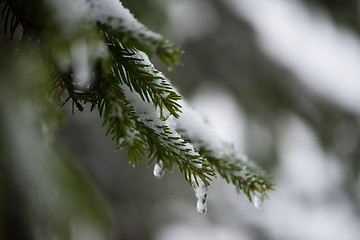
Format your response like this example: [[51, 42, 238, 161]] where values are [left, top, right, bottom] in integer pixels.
[[70, 39, 91, 90], [87, 0, 162, 41], [45, 0, 162, 43], [176, 101, 222, 153], [53, 37, 108, 91], [176, 100, 248, 162], [133, 51, 172, 99]]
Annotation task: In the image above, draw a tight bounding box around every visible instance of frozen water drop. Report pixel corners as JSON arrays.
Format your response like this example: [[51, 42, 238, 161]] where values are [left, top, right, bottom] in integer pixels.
[[153, 160, 165, 179], [253, 194, 264, 209], [196, 193, 207, 214], [193, 180, 208, 215]]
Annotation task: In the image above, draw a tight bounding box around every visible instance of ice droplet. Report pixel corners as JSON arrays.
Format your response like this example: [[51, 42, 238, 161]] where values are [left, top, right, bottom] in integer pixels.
[[153, 160, 165, 179], [253, 194, 264, 209], [196, 195, 207, 214], [193, 181, 208, 215]]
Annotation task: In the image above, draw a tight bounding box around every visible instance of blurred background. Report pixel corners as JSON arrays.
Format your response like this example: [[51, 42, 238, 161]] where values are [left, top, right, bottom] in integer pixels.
[[2, 0, 360, 239]]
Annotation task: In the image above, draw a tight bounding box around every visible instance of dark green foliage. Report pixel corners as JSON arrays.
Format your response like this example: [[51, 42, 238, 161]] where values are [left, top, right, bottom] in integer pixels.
[[1, 0, 273, 206], [92, 48, 216, 185], [98, 22, 183, 70], [101, 30, 182, 118], [199, 147, 274, 202]]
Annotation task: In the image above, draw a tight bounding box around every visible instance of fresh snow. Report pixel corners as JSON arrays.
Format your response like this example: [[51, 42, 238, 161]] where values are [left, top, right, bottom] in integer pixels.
[[122, 50, 255, 215], [176, 100, 248, 162], [133, 51, 172, 99], [119, 64, 200, 165], [70, 39, 91, 90], [122, 50, 250, 170], [43, 0, 256, 214], [46, 0, 161, 42]]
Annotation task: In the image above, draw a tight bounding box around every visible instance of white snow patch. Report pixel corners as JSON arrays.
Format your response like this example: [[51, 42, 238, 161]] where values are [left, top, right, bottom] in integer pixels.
[[45, 0, 161, 41], [176, 84, 246, 159], [70, 39, 91, 90], [133, 50, 171, 99]]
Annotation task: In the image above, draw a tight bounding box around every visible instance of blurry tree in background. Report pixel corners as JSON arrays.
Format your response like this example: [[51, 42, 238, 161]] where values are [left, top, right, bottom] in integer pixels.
[[1, 0, 360, 240]]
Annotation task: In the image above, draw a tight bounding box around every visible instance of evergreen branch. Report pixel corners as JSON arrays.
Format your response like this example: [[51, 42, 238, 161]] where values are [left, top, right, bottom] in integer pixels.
[[1, 0, 275, 212], [99, 24, 182, 70], [199, 147, 274, 202], [136, 119, 215, 186], [94, 64, 139, 145], [175, 103, 274, 201], [1, 1, 21, 39], [93, 63, 215, 185], [102, 30, 182, 118], [1, 0, 42, 40]]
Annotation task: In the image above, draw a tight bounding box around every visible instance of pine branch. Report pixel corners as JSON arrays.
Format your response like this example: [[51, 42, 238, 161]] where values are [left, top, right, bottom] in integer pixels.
[[200, 146, 274, 202], [93, 62, 215, 185], [1, 1, 22, 39], [176, 103, 274, 202], [101, 30, 182, 118], [56, 72, 84, 114], [93, 0, 183, 69], [99, 24, 182, 70], [92, 34, 273, 194], [1, 0, 275, 212]]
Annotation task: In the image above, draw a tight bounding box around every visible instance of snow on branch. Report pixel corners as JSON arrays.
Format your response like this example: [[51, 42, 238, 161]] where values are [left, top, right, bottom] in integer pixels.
[[2, 0, 274, 213], [176, 102, 274, 203], [93, 56, 215, 186], [45, 0, 182, 68], [94, 33, 274, 205], [76, 2, 273, 209], [102, 31, 182, 118]]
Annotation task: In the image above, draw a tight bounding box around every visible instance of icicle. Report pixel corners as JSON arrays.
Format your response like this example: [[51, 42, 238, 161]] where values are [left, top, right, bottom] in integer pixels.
[[192, 180, 208, 215], [253, 194, 264, 209], [153, 160, 165, 179]]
